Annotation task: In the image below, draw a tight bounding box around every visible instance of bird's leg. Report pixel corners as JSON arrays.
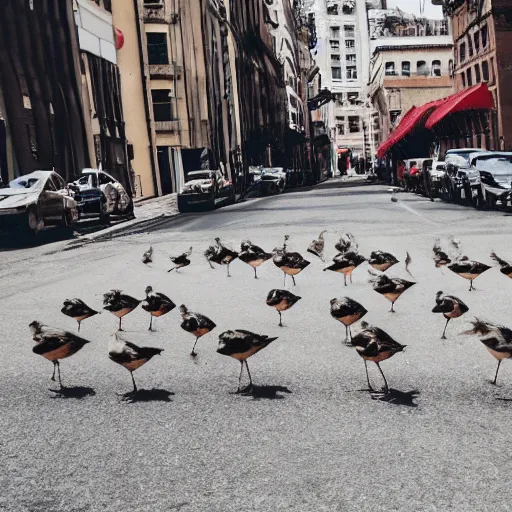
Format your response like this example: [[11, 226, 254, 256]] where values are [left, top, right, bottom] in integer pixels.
[[375, 362, 389, 394], [254, 267, 258, 279], [226, 263, 231, 278], [283, 273, 287, 287], [51, 361, 57, 381], [244, 360, 253, 392], [350, 273, 353, 284], [148, 316, 153, 332], [191, 337, 199, 357], [469, 280, 474, 292], [348, 325, 352, 340], [118, 317, 123, 331], [78, 321, 81, 333], [237, 361, 244, 393], [292, 276, 296, 286], [278, 311, 283, 327], [364, 360, 374, 392], [390, 302, 396, 313], [208, 261, 215, 269], [56, 361, 62, 388], [493, 360, 502, 385], [441, 318, 450, 339], [344, 274, 347, 286], [344, 325, 349, 343], [167, 267, 175, 273], [130, 371, 137, 394]]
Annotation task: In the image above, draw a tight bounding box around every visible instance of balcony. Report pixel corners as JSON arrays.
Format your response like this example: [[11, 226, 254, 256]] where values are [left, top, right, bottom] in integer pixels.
[[143, 2, 179, 24], [149, 64, 181, 79], [154, 120, 179, 132]]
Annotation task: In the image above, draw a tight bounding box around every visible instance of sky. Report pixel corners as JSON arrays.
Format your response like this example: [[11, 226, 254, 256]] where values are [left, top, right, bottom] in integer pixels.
[[386, 0, 444, 19]]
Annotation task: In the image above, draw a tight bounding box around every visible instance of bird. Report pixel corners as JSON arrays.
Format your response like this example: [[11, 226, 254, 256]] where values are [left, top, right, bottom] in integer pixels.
[[330, 297, 368, 344], [273, 235, 310, 286], [204, 243, 217, 269], [103, 290, 141, 331], [307, 230, 327, 261], [464, 319, 512, 385], [391, 191, 398, 203], [369, 272, 415, 312], [179, 305, 217, 356], [208, 238, 239, 277], [368, 250, 399, 272], [29, 321, 91, 389], [448, 256, 491, 291], [405, 251, 413, 277], [433, 240, 451, 268], [490, 252, 512, 279], [266, 289, 301, 326], [335, 233, 357, 254], [324, 250, 366, 286], [216, 330, 278, 393], [61, 298, 98, 332], [168, 247, 192, 273], [351, 321, 406, 394], [108, 333, 163, 396], [141, 286, 176, 331], [142, 246, 153, 265], [239, 240, 272, 278], [432, 291, 469, 339]]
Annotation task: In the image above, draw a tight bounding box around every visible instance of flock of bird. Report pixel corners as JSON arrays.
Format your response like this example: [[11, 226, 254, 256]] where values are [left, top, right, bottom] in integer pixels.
[[29, 232, 512, 398]]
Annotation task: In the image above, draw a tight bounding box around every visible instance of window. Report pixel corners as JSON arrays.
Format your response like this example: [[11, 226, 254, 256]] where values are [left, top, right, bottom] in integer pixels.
[[432, 60, 441, 77], [481, 24, 488, 47], [345, 40, 355, 50], [326, 3, 338, 15], [448, 59, 454, 76], [461, 72, 466, 87], [468, 36, 474, 57], [146, 33, 169, 65], [348, 116, 360, 133], [346, 54, 356, 65], [416, 60, 429, 76], [402, 61, 411, 76], [347, 92, 359, 104], [144, 0, 163, 3], [336, 117, 345, 135], [330, 26, 340, 39], [474, 30, 480, 52], [335, 93, 344, 106], [151, 89, 174, 121], [475, 63, 481, 83], [460, 42, 466, 63], [482, 60, 490, 82], [344, 25, 355, 38], [466, 68, 472, 86], [330, 40, 340, 51], [342, 3, 354, 14], [490, 57, 495, 83], [332, 67, 342, 80], [346, 66, 357, 80], [331, 54, 341, 65], [385, 62, 396, 76]]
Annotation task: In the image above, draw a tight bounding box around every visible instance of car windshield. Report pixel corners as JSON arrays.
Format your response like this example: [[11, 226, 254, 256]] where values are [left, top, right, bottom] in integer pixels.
[[8, 177, 40, 189], [186, 173, 212, 182], [444, 150, 484, 164], [475, 157, 512, 175]]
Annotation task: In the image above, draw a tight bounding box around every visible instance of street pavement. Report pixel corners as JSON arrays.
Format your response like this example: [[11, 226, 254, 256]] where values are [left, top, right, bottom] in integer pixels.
[[2, 180, 512, 511]]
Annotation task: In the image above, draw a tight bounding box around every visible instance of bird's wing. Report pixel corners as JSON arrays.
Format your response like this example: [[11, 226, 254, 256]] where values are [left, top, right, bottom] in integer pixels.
[[181, 316, 199, 332], [155, 292, 175, 305], [369, 326, 403, 350], [196, 313, 216, 330]]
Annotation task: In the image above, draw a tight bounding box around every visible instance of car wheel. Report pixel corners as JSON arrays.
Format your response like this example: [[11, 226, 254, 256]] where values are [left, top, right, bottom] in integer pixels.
[[99, 208, 111, 225], [26, 206, 40, 234], [206, 195, 216, 211], [177, 197, 189, 213]]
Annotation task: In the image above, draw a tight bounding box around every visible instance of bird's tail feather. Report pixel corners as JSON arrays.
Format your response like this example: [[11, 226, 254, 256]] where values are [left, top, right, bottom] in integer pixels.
[[490, 251, 510, 267]]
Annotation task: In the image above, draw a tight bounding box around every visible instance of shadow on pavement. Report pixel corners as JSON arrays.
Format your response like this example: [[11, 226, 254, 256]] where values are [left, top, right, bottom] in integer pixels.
[[49, 386, 96, 399], [242, 385, 292, 400], [121, 388, 174, 403], [371, 388, 420, 407]]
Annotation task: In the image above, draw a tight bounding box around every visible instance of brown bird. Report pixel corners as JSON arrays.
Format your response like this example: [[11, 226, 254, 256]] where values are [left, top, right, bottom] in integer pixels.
[[433, 240, 451, 268], [490, 252, 512, 279], [324, 251, 366, 286], [30, 321, 91, 389], [330, 297, 368, 344], [103, 290, 141, 331], [168, 247, 193, 273], [179, 305, 217, 356], [448, 256, 491, 291], [432, 291, 469, 339], [369, 250, 399, 272], [141, 286, 176, 331], [351, 321, 406, 394], [266, 289, 301, 326], [208, 238, 239, 277], [405, 252, 413, 277], [307, 230, 327, 261], [369, 272, 415, 312], [335, 233, 357, 254], [216, 330, 278, 393], [142, 246, 153, 265], [61, 298, 98, 332], [273, 235, 310, 286], [108, 334, 163, 396], [239, 240, 272, 278], [464, 319, 512, 385]]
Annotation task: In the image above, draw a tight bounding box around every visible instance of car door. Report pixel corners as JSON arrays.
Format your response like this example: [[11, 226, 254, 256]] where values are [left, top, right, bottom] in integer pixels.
[[39, 175, 64, 224]]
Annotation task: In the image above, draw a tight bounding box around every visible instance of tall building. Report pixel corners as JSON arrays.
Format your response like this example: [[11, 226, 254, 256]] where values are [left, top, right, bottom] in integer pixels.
[[307, 0, 373, 171]]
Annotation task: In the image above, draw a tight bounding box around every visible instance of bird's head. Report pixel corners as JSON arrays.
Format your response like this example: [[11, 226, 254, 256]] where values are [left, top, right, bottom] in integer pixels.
[[360, 321, 369, 330], [145, 286, 153, 296], [463, 318, 493, 336], [330, 298, 338, 306], [436, 291, 443, 301], [189, 247, 193, 253], [29, 320, 43, 335], [148, 246, 153, 253], [179, 304, 188, 316], [214, 237, 221, 244]]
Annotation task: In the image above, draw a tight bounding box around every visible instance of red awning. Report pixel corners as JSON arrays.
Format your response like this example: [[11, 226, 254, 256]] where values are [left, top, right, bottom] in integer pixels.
[[377, 100, 441, 158], [425, 83, 494, 129]]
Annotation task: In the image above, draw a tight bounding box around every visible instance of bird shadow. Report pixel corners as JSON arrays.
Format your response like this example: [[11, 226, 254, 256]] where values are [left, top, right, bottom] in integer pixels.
[[120, 388, 174, 403], [370, 388, 420, 407], [49, 386, 96, 399], [239, 385, 293, 400]]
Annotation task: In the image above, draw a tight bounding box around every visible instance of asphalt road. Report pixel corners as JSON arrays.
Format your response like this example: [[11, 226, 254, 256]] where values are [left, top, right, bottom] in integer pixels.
[[2, 180, 512, 511]]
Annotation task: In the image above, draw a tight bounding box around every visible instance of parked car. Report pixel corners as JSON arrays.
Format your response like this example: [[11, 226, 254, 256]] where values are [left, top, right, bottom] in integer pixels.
[[261, 167, 287, 192], [70, 168, 133, 223], [444, 151, 488, 205], [177, 169, 233, 212], [0, 170, 78, 235], [470, 152, 512, 209]]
